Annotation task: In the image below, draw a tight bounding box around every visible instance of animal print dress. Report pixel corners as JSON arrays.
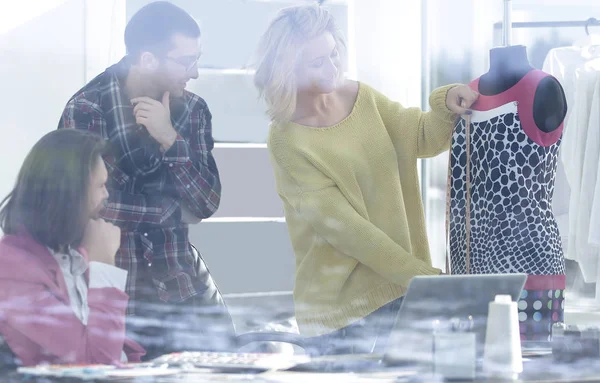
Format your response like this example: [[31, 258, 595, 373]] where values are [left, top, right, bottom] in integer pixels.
[[448, 69, 566, 342]]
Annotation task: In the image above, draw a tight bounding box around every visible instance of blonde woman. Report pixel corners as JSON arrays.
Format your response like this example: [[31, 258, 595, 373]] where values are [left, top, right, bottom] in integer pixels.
[[254, 4, 479, 356]]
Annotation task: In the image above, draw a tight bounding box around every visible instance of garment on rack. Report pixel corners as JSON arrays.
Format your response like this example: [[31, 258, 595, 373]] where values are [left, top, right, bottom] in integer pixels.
[[587, 78, 600, 246], [543, 41, 600, 284], [449, 69, 565, 276]]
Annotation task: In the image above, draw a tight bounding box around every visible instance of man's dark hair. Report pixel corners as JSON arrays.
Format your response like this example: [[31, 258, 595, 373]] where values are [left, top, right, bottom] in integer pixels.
[[0, 129, 106, 251], [124, 1, 201, 58]]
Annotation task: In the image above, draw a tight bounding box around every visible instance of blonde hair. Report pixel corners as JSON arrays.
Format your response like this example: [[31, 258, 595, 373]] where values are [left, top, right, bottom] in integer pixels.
[[253, 3, 347, 122]]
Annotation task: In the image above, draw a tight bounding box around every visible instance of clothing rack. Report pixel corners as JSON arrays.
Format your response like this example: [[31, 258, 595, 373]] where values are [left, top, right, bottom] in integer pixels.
[[502, 0, 512, 46], [494, 18, 600, 35]]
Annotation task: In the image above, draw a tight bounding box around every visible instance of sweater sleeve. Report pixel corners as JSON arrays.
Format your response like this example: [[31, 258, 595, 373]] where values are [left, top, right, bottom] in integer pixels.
[[2, 281, 132, 365], [271, 141, 441, 288], [375, 84, 459, 158]]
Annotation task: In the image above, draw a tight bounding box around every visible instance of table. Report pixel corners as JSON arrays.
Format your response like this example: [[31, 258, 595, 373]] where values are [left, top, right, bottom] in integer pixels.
[[5, 355, 600, 382]]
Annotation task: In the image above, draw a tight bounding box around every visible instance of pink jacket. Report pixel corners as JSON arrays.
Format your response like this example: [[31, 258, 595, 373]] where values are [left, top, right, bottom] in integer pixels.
[[0, 232, 145, 366]]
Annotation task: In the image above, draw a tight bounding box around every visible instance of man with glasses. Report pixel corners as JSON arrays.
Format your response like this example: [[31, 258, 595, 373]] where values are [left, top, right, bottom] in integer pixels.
[[58, 1, 233, 359]]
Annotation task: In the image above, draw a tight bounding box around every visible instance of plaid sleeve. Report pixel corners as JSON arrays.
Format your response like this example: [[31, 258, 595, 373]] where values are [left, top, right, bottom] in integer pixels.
[[162, 103, 221, 219], [58, 99, 106, 136], [59, 100, 180, 230]]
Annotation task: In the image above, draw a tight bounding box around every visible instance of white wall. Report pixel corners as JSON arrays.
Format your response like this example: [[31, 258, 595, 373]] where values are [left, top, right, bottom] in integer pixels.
[[353, 0, 422, 107], [0, 0, 86, 199], [85, 0, 127, 81]]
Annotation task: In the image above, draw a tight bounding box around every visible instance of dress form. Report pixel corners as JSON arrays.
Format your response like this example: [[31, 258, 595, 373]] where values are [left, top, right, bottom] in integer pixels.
[[478, 45, 566, 132], [448, 44, 568, 344]]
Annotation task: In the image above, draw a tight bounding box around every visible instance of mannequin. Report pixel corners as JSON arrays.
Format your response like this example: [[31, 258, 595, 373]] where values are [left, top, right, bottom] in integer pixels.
[[478, 45, 567, 133], [448, 44, 568, 345]]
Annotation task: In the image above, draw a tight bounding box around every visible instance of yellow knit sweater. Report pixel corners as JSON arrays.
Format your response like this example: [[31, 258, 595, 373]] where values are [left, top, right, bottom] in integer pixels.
[[268, 82, 458, 336]]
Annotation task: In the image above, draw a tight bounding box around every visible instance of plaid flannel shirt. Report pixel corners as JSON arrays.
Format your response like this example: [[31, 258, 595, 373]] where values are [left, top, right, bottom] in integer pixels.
[[58, 57, 221, 315]]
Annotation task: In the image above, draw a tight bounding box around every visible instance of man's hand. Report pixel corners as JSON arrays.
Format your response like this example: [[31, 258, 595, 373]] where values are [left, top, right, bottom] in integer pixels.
[[132, 91, 178, 151], [445, 85, 479, 115]]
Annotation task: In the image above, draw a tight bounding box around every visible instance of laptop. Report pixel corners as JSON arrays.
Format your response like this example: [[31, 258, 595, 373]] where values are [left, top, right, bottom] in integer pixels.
[[287, 273, 527, 373], [383, 273, 527, 365]]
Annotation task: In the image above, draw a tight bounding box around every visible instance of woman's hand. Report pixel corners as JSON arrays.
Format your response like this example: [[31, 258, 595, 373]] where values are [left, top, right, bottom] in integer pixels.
[[446, 85, 479, 115], [81, 218, 121, 265]]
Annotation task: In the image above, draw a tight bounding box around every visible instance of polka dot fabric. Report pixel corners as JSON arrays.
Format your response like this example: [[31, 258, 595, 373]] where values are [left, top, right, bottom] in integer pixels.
[[518, 287, 565, 342], [449, 104, 564, 275], [448, 70, 566, 342]]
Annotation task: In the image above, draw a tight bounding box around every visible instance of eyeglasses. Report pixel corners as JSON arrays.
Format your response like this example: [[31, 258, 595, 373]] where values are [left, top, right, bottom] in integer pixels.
[[163, 55, 200, 72]]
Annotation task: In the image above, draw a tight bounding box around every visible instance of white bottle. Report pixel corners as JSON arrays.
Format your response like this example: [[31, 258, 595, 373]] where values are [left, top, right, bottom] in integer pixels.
[[483, 294, 523, 378]]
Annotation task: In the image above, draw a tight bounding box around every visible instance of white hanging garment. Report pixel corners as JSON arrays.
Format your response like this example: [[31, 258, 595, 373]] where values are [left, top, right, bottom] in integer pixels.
[[543, 37, 600, 284], [586, 76, 600, 247], [568, 72, 600, 283]]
